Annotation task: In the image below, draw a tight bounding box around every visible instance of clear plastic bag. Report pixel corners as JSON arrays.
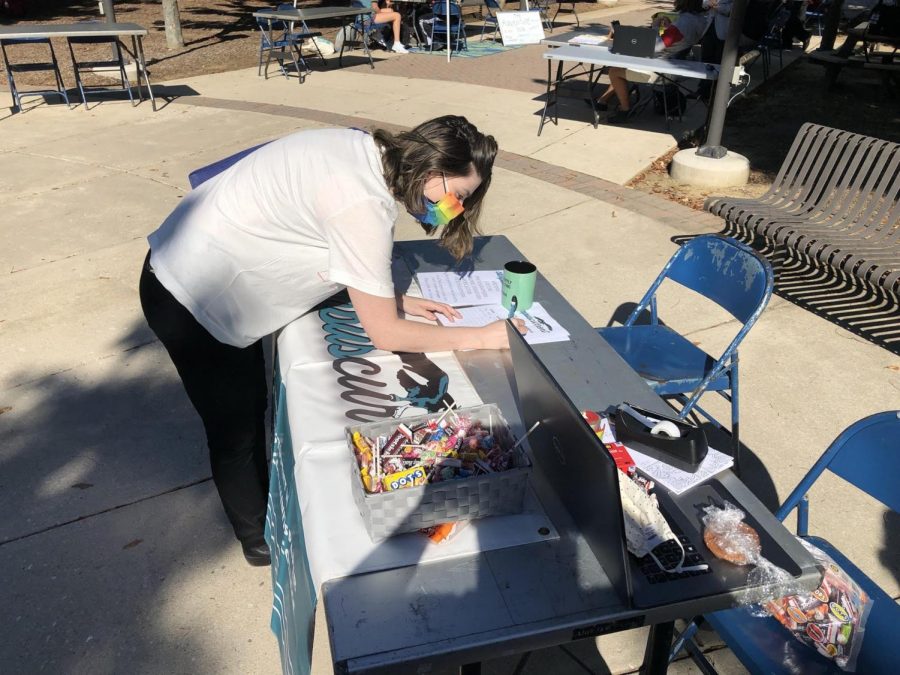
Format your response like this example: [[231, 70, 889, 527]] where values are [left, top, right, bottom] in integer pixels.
[[701, 502, 798, 606], [763, 539, 872, 672]]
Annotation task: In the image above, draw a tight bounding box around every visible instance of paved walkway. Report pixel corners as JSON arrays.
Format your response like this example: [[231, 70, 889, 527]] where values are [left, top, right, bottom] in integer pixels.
[[1, 4, 897, 674]]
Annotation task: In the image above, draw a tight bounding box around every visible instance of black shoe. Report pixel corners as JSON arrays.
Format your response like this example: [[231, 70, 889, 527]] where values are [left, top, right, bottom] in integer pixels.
[[606, 109, 631, 124], [242, 540, 272, 567], [583, 98, 609, 111]]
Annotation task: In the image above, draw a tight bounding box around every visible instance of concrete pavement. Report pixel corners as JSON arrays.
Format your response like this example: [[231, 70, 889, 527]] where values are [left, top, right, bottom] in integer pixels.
[[1, 4, 898, 674]]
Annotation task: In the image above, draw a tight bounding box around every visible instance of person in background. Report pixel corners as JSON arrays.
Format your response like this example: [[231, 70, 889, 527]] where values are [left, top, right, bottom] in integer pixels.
[[371, 0, 409, 52], [140, 116, 525, 566], [594, 0, 712, 123]]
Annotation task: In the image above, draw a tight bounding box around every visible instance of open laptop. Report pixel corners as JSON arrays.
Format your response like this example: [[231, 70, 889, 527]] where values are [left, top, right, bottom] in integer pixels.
[[505, 322, 806, 609], [610, 25, 658, 58]]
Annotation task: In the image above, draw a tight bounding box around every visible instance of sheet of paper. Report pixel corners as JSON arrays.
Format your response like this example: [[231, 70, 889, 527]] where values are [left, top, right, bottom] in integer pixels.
[[600, 413, 733, 495], [570, 34, 609, 46], [416, 271, 503, 307], [436, 302, 570, 345], [625, 445, 734, 495]]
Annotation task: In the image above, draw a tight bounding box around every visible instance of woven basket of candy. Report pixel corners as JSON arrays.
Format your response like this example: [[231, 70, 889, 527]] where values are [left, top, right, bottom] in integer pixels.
[[347, 403, 532, 540]]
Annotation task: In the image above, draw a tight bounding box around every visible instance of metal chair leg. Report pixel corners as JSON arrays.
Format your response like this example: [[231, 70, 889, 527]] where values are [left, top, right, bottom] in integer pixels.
[[730, 354, 740, 476]]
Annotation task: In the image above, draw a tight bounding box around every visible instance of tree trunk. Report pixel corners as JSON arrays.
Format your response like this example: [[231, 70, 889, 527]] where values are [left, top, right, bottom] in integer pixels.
[[820, 0, 846, 51], [163, 0, 185, 50]]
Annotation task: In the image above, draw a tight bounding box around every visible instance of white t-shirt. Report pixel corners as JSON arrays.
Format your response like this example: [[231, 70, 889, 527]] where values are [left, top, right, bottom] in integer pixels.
[[148, 128, 399, 347]]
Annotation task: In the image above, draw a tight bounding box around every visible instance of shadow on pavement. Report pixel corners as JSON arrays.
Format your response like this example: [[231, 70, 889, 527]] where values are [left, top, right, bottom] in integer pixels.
[[0, 319, 274, 672]]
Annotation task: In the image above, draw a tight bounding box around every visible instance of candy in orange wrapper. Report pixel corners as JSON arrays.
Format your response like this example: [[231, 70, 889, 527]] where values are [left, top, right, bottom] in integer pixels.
[[382, 465, 427, 492], [764, 539, 872, 671]]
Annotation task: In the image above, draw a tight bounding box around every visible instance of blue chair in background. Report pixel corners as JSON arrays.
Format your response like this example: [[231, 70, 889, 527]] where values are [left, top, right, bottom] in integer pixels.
[[188, 143, 269, 189], [430, 0, 468, 55], [337, 0, 379, 68], [276, 3, 325, 65], [531, 0, 556, 32], [757, 5, 791, 80], [597, 235, 774, 474], [256, 8, 309, 81], [671, 411, 900, 674], [480, 0, 501, 42]]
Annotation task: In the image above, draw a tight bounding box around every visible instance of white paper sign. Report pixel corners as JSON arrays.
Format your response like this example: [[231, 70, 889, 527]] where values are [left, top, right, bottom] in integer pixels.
[[496, 10, 545, 46]]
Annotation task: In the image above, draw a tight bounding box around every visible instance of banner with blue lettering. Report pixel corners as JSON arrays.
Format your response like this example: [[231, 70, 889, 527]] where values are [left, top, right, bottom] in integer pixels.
[[277, 293, 482, 447]]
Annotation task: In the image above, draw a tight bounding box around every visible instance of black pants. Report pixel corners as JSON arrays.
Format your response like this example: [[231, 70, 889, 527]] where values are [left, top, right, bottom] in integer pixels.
[[139, 252, 269, 546]]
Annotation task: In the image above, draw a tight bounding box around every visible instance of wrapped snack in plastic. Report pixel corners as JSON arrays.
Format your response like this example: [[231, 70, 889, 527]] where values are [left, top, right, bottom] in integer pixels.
[[702, 501, 762, 565], [764, 539, 871, 672], [702, 502, 795, 607]]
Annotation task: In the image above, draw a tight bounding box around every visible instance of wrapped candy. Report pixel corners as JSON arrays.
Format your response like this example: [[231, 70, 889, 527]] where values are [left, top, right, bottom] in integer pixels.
[[352, 412, 520, 493], [764, 539, 872, 672]]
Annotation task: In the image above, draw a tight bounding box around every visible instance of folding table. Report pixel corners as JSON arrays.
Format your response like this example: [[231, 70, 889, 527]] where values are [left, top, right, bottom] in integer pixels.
[[538, 43, 720, 135], [266, 235, 820, 675], [0, 22, 155, 112]]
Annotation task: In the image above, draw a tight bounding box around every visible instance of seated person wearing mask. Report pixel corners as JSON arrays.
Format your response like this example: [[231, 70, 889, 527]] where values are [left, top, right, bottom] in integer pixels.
[[594, 0, 712, 123]]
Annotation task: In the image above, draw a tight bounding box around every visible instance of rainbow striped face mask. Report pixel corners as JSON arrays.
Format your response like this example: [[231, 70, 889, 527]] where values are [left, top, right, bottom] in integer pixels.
[[418, 174, 465, 231]]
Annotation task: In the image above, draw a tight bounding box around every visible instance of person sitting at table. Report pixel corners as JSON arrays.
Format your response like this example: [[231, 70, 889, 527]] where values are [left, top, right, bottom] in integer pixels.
[[371, 0, 410, 52], [594, 0, 712, 123], [139, 116, 525, 567]]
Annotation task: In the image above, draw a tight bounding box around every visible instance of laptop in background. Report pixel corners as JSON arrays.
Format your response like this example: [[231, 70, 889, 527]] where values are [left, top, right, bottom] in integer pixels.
[[610, 25, 658, 58], [505, 321, 805, 609]]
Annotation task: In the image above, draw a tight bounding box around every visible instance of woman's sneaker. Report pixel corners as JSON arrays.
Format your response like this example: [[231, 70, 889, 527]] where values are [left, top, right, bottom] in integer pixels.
[[391, 43, 409, 54]]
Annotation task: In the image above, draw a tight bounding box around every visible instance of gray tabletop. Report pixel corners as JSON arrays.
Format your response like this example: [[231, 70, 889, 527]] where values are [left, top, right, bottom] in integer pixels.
[[253, 6, 373, 22], [545, 44, 720, 81], [322, 236, 816, 674], [0, 22, 148, 39]]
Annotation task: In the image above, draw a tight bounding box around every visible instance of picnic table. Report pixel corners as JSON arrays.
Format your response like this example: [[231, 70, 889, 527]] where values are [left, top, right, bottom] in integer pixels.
[[265, 235, 820, 675]]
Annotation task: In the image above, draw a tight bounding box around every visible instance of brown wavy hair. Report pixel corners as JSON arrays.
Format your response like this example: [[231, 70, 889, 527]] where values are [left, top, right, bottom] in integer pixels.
[[374, 116, 498, 261]]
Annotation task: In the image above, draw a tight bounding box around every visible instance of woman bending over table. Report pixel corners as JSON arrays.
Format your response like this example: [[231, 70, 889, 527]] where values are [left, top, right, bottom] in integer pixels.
[[140, 116, 524, 566], [596, 0, 712, 123]]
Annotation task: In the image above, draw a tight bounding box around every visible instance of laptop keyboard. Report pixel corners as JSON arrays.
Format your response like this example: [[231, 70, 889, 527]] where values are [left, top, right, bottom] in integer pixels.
[[638, 533, 712, 584]]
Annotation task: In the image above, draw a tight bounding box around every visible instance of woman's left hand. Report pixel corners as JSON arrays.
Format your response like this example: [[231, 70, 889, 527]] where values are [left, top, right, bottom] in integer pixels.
[[400, 295, 462, 322]]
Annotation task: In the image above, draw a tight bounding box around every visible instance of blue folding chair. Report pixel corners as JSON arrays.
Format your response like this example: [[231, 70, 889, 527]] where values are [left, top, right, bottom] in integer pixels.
[[256, 8, 309, 81], [337, 0, 379, 68], [480, 0, 501, 42], [430, 0, 468, 55], [188, 143, 269, 189], [597, 235, 774, 474], [671, 411, 900, 674], [276, 3, 325, 65]]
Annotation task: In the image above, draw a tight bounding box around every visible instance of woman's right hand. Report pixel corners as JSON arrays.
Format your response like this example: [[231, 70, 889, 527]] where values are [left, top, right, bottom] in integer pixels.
[[480, 318, 527, 350]]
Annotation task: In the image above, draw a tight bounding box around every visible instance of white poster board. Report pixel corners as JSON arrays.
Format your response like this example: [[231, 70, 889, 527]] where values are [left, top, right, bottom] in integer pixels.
[[496, 10, 545, 46]]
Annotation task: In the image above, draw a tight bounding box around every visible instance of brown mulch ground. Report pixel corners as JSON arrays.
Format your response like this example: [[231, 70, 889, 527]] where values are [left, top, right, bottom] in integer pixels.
[[0, 0, 604, 85], [3, 1, 899, 211], [627, 55, 900, 210]]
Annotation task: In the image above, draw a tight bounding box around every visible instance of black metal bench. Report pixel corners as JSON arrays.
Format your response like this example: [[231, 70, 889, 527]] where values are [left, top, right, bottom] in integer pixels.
[[705, 123, 900, 295]]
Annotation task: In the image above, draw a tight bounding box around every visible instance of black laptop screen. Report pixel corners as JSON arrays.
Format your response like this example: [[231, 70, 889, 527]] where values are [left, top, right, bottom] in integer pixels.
[[505, 321, 632, 606]]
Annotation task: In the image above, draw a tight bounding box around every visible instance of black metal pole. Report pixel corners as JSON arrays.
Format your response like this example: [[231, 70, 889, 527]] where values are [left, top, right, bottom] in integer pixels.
[[100, 0, 116, 23], [698, 0, 749, 159]]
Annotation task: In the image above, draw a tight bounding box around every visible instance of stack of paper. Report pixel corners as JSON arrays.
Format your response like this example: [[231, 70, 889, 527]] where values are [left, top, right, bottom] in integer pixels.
[[569, 34, 609, 46], [416, 271, 504, 307], [599, 415, 734, 494], [416, 271, 570, 345], [436, 302, 570, 344]]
